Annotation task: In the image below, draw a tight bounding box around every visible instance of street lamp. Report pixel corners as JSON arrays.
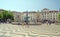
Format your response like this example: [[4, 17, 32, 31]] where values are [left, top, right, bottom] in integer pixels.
[[25, 11, 29, 24]]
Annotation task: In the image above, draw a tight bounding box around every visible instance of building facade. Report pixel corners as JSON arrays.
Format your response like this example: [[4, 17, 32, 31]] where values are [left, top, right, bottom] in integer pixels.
[[40, 8, 59, 22], [13, 8, 59, 23]]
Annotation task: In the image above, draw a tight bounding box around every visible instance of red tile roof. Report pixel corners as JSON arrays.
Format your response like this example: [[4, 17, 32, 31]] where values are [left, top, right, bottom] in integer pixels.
[[49, 10, 58, 12]]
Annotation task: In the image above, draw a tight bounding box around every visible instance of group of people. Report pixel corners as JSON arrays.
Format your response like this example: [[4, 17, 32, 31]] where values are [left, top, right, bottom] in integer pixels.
[[41, 20, 55, 25], [0, 19, 11, 23]]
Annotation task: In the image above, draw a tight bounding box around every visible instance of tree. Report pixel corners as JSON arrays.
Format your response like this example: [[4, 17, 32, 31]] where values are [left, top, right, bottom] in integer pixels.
[[2, 10, 8, 21], [0, 13, 3, 20], [7, 12, 14, 20], [58, 13, 60, 21], [1, 10, 14, 22], [0, 13, 2, 18]]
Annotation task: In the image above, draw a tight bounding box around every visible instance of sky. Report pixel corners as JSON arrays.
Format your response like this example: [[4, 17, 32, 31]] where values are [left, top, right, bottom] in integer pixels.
[[0, 0, 60, 12]]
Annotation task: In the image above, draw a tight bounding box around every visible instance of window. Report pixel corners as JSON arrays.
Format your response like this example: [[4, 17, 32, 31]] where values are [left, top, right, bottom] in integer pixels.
[[53, 18, 55, 20], [17, 15, 19, 18]]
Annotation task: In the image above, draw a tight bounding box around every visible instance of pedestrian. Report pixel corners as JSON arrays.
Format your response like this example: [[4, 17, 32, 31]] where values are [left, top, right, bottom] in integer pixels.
[[48, 20, 51, 25]]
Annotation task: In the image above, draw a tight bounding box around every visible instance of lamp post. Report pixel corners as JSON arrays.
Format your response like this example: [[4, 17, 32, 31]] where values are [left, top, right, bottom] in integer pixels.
[[36, 11, 40, 22], [25, 11, 29, 24]]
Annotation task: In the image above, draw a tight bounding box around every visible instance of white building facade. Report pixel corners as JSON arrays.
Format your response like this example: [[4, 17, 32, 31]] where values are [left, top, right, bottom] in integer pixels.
[[13, 8, 59, 23], [40, 8, 59, 22]]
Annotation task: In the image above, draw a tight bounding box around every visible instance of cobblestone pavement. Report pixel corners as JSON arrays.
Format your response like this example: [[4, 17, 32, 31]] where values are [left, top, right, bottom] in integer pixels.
[[0, 23, 60, 37]]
